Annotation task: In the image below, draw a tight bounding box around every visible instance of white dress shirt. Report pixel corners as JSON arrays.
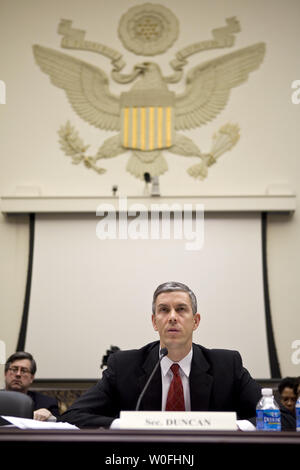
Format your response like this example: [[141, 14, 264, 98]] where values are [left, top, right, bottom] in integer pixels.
[[160, 348, 193, 411]]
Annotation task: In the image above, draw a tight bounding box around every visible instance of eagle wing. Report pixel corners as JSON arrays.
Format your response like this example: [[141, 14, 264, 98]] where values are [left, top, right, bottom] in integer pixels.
[[33, 45, 120, 131], [175, 43, 265, 130]]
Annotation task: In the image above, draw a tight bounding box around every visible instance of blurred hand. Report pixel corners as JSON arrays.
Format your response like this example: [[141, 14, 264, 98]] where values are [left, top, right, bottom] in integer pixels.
[[33, 408, 52, 421]]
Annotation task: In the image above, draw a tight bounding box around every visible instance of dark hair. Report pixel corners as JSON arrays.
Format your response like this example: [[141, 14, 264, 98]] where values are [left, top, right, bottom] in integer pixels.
[[294, 376, 300, 396], [152, 281, 197, 315], [5, 351, 37, 375], [278, 377, 297, 395]]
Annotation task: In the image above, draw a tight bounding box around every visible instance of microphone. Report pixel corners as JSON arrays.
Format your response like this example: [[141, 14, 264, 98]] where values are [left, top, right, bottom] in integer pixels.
[[135, 347, 168, 411]]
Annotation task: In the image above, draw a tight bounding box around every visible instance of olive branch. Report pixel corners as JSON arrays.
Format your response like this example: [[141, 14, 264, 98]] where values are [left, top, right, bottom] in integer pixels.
[[58, 121, 106, 174]]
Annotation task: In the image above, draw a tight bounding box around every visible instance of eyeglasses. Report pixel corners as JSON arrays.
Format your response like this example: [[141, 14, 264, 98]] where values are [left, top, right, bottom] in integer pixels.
[[7, 366, 32, 376]]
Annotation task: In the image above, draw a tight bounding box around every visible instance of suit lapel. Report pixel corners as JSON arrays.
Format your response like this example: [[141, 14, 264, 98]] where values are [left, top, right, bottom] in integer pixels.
[[190, 344, 213, 411], [137, 343, 162, 411], [136, 343, 213, 411]]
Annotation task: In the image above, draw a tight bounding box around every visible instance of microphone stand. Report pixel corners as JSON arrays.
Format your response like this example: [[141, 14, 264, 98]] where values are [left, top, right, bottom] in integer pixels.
[[135, 347, 168, 411]]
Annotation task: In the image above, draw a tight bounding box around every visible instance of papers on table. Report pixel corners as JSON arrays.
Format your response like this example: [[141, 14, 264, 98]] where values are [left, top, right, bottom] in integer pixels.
[[236, 420, 256, 431], [1, 415, 78, 430]]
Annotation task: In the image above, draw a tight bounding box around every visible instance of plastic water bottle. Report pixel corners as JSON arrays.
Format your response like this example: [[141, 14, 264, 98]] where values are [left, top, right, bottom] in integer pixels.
[[296, 396, 300, 432], [256, 388, 281, 431]]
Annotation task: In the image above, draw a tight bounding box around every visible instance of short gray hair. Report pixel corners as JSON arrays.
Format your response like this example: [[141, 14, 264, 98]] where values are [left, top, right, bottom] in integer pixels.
[[152, 281, 197, 315]]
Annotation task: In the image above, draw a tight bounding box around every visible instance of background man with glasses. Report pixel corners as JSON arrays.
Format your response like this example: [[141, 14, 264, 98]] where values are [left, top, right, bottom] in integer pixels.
[[4, 351, 59, 421]]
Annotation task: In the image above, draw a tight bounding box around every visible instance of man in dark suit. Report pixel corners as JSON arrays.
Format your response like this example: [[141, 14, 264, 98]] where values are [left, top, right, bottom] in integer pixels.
[[61, 281, 264, 428], [4, 351, 59, 420]]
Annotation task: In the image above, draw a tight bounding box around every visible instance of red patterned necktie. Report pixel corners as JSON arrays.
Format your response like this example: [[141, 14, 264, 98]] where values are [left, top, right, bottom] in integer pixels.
[[165, 363, 185, 411]]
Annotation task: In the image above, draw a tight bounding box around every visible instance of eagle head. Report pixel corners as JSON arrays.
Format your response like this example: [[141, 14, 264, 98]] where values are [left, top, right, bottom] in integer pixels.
[[132, 62, 167, 90]]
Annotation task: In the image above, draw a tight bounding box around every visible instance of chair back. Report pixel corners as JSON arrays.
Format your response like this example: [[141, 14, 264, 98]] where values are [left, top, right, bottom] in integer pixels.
[[0, 391, 34, 419]]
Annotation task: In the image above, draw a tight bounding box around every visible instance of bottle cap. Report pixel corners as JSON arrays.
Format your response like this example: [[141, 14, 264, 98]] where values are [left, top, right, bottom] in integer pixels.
[[261, 388, 273, 396]]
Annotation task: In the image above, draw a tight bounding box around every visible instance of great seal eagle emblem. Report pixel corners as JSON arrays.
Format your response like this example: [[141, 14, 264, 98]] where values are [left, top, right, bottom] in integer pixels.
[[33, 4, 265, 180]]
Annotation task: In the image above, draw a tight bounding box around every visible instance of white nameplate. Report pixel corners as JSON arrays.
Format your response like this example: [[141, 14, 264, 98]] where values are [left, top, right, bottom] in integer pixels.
[[119, 411, 237, 430]]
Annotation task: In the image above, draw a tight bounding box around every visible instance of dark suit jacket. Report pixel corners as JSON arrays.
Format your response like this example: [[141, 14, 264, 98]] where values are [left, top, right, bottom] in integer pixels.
[[28, 391, 60, 418], [61, 341, 262, 428]]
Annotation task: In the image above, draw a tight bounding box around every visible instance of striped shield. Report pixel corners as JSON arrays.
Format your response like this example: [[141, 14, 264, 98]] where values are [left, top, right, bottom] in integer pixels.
[[120, 90, 175, 151]]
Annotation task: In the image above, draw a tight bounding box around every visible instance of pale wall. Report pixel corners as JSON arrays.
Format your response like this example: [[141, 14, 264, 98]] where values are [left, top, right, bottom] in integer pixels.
[[0, 0, 299, 378]]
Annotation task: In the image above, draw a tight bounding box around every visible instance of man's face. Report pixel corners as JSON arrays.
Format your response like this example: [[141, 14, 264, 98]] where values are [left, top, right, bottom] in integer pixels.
[[152, 290, 200, 353], [280, 386, 297, 412], [5, 359, 34, 393]]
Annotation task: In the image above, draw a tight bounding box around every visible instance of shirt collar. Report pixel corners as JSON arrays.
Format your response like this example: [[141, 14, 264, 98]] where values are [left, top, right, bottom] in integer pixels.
[[161, 348, 193, 378]]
